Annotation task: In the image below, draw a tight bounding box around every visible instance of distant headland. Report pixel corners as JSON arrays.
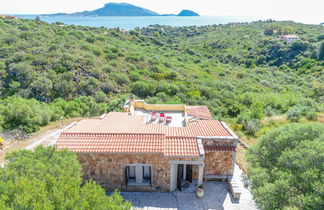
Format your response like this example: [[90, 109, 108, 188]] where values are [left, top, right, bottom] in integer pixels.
[[45, 2, 200, 17]]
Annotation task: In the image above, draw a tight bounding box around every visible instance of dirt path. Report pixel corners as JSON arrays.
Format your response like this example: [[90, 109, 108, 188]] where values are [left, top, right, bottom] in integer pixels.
[[25, 122, 77, 150], [0, 118, 81, 165]]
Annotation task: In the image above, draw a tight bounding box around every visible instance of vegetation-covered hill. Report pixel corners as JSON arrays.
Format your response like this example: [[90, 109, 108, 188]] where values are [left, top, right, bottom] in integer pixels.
[[71, 3, 159, 16], [0, 18, 323, 134], [0, 18, 323, 209]]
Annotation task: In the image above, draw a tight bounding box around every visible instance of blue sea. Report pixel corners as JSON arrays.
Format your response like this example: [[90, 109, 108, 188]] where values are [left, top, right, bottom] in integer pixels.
[[18, 15, 259, 30]]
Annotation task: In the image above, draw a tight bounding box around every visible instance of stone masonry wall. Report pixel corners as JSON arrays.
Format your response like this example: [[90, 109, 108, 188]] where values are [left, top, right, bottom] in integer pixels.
[[77, 153, 197, 192], [204, 151, 234, 176]]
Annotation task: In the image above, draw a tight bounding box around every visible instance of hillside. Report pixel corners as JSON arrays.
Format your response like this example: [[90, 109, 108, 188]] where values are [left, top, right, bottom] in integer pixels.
[[0, 18, 323, 135]]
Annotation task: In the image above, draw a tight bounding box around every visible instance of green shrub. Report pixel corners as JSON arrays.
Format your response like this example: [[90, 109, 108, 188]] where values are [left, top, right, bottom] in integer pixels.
[[245, 119, 261, 135], [305, 112, 317, 121], [132, 81, 156, 97], [102, 64, 113, 73], [113, 73, 130, 85], [287, 108, 301, 122], [0, 97, 53, 133]]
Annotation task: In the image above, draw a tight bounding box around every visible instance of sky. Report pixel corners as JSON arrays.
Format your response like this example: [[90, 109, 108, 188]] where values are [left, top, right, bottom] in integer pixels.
[[1, 0, 323, 24]]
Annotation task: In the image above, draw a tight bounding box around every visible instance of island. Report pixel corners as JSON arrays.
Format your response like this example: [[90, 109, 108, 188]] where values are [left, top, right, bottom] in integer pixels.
[[46, 3, 199, 17], [177, 10, 200, 16]]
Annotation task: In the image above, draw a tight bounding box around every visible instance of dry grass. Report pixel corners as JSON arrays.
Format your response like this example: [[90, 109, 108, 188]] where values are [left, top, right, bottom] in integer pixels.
[[236, 135, 256, 172], [236, 145, 250, 173], [262, 115, 287, 124], [317, 113, 324, 123], [0, 118, 82, 164]]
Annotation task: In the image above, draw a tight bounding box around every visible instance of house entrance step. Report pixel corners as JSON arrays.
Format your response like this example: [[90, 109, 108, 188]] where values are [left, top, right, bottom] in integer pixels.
[[228, 178, 241, 199]]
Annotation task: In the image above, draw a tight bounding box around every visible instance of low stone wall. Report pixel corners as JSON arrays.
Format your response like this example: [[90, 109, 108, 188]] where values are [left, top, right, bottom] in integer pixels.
[[204, 151, 234, 176], [77, 153, 197, 192], [132, 100, 185, 111]]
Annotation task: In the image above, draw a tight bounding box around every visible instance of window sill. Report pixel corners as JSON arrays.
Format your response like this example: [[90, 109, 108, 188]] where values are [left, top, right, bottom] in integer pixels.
[[127, 180, 151, 186]]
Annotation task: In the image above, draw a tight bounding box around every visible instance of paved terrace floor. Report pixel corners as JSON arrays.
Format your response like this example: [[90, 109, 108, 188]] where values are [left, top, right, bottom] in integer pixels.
[[113, 165, 257, 210]]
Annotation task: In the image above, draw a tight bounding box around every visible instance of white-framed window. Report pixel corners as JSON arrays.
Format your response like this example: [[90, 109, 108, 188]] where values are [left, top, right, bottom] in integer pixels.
[[125, 165, 152, 186]]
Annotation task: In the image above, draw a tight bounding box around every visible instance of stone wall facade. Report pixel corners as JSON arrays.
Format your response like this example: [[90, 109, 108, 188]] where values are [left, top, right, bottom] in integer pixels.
[[77, 153, 197, 192], [204, 151, 234, 176]]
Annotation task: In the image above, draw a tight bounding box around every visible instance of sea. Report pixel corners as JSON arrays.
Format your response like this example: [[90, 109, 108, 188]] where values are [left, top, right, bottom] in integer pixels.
[[17, 15, 260, 30]]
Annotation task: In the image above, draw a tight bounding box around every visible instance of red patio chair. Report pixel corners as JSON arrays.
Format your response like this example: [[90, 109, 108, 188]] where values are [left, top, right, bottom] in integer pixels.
[[151, 112, 157, 121], [159, 113, 166, 122], [166, 116, 172, 123]]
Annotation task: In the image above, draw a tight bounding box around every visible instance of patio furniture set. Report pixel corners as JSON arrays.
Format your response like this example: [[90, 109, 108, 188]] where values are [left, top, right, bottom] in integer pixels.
[[150, 112, 172, 124]]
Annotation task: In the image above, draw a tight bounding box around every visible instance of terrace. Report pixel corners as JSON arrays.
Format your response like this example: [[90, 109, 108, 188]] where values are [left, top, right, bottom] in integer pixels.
[[133, 109, 186, 127], [124, 98, 213, 128]]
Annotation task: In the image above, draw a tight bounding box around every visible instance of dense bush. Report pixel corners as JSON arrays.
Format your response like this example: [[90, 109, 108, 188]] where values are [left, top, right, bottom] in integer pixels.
[[0, 97, 53, 133], [247, 123, 324, 210], [287, 108, 301, 122], [0, 146, 131, 209], [0, 96, 107, 133]]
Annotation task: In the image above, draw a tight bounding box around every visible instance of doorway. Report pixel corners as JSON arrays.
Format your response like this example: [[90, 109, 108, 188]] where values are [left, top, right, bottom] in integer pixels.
[[177, 164, 193, 191]]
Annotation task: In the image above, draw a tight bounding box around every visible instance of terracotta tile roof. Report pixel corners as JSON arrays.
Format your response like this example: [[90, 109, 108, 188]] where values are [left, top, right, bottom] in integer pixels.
[[57, 111, 235, 157], [164, 137, 200, 157], [204, 146, 237, 152], [67, 112, 164, 134], [186, 106, 212, 120], [57, 133, 163, 153], [166, 120, 232, 137]]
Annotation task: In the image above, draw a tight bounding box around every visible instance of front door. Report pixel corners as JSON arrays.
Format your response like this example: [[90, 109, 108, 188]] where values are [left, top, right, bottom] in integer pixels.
[[177, 164, 183, 191], [186, 165, 193, 183]]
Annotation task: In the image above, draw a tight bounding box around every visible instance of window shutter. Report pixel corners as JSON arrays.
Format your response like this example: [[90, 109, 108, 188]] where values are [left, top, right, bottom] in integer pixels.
[[149, 166, 152, 187], [125, 166, 129, 187]]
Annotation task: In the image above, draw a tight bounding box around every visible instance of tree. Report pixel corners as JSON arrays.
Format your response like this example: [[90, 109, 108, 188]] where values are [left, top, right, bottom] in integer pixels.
[[0, 146, 131, 209], [8, 62, 34, 88], [247, 123, 324, 210], [318, 41, 324, 60]]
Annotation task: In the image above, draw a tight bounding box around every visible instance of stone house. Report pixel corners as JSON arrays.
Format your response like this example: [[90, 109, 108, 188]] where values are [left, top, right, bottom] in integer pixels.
[[56, 99, 239, 192]]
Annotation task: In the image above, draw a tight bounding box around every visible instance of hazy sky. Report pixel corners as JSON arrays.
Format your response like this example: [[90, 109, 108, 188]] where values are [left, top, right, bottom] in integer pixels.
[[1, 0, 323, 23]]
